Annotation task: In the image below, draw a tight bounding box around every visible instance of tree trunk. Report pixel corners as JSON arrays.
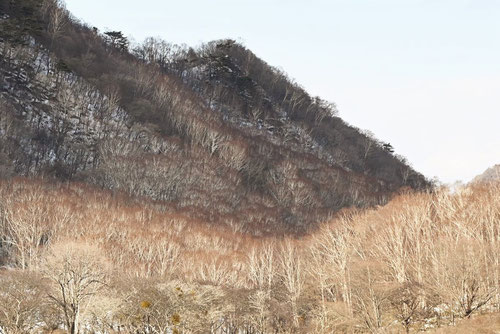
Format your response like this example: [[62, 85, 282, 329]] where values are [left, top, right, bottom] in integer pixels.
[[71, 307, 79, 334]]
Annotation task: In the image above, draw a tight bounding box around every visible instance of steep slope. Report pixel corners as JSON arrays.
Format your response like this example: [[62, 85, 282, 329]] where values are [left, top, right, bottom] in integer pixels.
[[0, 0, 429, 234]]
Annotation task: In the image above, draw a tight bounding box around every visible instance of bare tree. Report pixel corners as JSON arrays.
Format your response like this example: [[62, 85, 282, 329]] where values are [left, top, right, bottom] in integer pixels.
[[312, 224, 354, 311], [431, 241, 495, 320], [46, 1, 66, 45], [279, 240, 304, 328], [42, 241, 108, 334], [247, 243, 275, 332], [351, 266, 389, 333], [0, 270, 45, 334], [373, 223, 409, 284], [388, 282, 427, 334], [0, 187, 70, 269], [360, 130, 377, 167]]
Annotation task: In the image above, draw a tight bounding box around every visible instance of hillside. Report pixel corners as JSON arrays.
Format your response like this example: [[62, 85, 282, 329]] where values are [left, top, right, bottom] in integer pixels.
[[0, 178, 498, 333], [0, 0, 429, 234], [0, 1, 499, 333], [473, 165, 500, 184]]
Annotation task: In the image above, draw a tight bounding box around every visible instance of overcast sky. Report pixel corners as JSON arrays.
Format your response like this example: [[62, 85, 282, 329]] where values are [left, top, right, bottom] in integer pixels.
[[64, 0, 500, 183]]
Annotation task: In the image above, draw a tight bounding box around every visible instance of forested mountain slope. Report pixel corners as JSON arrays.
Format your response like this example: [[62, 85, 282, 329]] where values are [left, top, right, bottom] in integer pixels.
[[0, 177, 498, 333], [1, 2, 499, 334], [0, 0, 429, 234]]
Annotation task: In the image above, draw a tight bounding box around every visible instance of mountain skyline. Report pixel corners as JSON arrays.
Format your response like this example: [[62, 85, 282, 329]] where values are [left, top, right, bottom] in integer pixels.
[[64, 0, 500, 184]]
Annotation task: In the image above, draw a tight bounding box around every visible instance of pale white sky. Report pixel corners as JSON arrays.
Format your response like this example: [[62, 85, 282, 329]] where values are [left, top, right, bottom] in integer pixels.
[[64, 0, 500, 183]]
